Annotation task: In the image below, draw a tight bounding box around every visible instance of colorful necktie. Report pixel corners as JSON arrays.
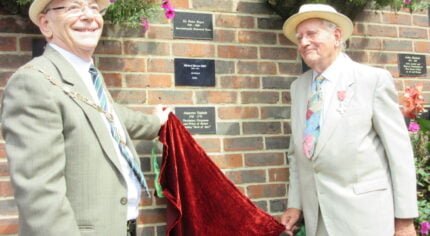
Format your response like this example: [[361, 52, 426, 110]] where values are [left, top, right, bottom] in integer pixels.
[[303, 75, 325, 159], [89, 66, 150, 197]]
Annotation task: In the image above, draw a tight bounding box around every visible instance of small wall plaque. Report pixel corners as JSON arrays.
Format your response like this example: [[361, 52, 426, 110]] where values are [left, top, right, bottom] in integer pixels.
[[398, 54, 427, 77], [174, 58, 215, 86], [173, 12, 213, 40], [175, 107, 216, 134], [32, 38, 46, 58]]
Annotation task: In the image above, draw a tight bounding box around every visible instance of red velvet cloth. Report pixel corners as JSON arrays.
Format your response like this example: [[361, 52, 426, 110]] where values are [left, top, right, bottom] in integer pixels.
[[158, 114, 285, 236]]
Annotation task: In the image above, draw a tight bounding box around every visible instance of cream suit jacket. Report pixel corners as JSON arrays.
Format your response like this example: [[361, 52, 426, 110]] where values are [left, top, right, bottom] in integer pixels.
[[1, 46, 161, 236], [287, 54, 418, 236]]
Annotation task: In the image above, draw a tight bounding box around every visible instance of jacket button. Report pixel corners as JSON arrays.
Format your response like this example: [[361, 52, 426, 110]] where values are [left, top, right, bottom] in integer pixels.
[[120, 197, 128, 205]]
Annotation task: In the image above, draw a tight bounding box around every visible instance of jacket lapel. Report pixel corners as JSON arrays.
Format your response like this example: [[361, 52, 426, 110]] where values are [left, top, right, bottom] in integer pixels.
[[43, 46, 123, 173], [313, 75, 355, 159]]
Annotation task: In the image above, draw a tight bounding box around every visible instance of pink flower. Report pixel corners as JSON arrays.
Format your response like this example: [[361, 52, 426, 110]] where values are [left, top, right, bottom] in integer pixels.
[[140, 17, 149, 32], [401, 84, 425, 119], [162, 0, 175, 20], [337, 90, 346, 102], [408, 121, 420, 133], [403, 0, 412, 4], [109, 0, 116, 3], [420, 221, 430, 235]]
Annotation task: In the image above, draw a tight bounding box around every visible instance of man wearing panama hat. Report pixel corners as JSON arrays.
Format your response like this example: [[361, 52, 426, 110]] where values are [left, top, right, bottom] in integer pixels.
[[280, 4, 418, 236], [1, 0, 170, 235]]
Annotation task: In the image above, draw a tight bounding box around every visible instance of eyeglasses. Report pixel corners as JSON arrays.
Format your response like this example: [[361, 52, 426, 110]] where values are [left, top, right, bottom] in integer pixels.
[[43, 2, 107, 16]]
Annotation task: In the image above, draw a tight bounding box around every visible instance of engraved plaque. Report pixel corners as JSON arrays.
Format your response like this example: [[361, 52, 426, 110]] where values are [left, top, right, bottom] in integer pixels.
[[175, 107, 216, 134], [174, 58, 215, 86], [173, 12, 213, 40], [398, 54, 427, 77]]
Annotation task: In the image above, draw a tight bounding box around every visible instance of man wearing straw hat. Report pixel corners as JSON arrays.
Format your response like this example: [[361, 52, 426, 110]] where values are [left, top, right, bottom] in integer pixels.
[[1, 0, 170, 235], [280, 4, 418, 236]]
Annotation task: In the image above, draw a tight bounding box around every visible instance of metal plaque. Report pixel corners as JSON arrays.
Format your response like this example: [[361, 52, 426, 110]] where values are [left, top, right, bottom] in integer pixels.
[[398, 54, 427, 77], [175, 107, 216, 134], [173, 12, 213, 40], [174, 58, 215, 86]]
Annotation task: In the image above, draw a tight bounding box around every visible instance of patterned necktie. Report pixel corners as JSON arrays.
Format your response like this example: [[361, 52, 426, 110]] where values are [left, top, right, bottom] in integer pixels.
[[303, 75, 325, 159], [89, 65, 150, 197]]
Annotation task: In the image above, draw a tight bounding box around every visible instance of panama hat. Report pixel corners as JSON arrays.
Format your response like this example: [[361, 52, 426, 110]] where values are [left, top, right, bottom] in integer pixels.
[[282, 4, 353, 45], [29, 0, 111, 26]]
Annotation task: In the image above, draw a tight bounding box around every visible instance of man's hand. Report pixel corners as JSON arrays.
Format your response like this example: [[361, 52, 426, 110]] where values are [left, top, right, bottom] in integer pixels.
[[395, 218, 416, 236], [154, 105, 172, 125], [281, 208, 302, 236]]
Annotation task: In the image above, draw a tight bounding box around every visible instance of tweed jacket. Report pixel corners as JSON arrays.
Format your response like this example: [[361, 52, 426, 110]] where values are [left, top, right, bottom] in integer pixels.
[[1, 46, 161, 236]]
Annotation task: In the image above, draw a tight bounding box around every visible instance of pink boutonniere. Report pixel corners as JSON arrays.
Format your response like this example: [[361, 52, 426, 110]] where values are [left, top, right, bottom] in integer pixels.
[[337, 90, 346, 114]]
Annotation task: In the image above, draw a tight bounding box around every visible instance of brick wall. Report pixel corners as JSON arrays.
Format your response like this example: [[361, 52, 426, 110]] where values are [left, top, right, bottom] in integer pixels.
[[0, 0, 429, 235]]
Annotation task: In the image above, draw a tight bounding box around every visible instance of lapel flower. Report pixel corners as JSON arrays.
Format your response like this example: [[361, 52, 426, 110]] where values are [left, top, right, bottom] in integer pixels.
[[337, 90, 346, 114]]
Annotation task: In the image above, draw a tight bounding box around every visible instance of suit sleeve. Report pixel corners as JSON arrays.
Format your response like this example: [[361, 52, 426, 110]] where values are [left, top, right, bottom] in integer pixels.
[[114, 104, 161, 140], [286, 81, 302, 210], [1, 69, 81, 236], [372, 70, 418, 218]]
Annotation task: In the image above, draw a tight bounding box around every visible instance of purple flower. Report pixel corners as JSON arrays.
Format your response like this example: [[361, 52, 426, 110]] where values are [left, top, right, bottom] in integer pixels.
[[421, 221, 430, 235], [408, 121, 420, 132], [403, 0, 412, 4], [162, 0, 171, 9], [109, 0, 116, 3]]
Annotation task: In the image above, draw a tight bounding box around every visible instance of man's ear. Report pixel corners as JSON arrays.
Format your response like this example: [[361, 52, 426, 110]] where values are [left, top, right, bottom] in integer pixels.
[[38, 14, 53, 39]]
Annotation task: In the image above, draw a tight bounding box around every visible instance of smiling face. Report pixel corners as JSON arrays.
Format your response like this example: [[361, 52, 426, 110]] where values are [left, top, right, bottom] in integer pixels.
[[38, 0, 104, 61], [295, 18, 342, 73]]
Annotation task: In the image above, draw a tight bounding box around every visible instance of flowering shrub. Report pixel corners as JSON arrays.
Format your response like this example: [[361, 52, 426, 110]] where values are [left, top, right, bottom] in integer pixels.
[[1, 0, 175, 31], [401, 84, 430, 235]]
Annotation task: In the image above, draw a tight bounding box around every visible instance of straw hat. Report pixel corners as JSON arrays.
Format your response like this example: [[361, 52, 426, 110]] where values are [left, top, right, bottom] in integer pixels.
[[282, 4, 353, 45], [29, 0, 111, 26]]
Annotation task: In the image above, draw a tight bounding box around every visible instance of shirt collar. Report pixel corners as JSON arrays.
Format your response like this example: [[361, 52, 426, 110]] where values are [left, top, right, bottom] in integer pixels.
[[313, 52, 349, 83], [49, 43, 93, 73]]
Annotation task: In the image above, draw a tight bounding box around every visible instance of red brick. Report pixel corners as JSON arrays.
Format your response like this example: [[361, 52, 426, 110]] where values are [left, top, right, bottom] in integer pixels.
[[224, 137, 263, 151], [126, 74, 173, 88], [279, 62, 302, 75], [382, 40, 412, 51], [268, 168, 289, 182], [218, 45, 258, 59], [195, 91, 238, 104], [244, 152, 285, 167], [210, 154, 243, 169], [238, 30, 277, 44], [148, 90, 193, 104], [172, 43, 215, 57], [243, 121, 282, 134], [368, 52, 398, 64], [214, 29, 236, 42], [236, 2, 273, 14], [219, 76, 260, 89], [0, 71, 12, 87], [237, 61, 277, 75], [95, 40, 122, 54], [139, 208, 166, 224], [0, 180, 14, 197], [347, 51, 369, 64], [0, 37, 16, 51], [0, 161, 9, 177], [124, 41, 170, 55], [366, 25, 397, 37], [110, 89, 147, 104], [246, 183, 286, 198], [0, 217, 18, 234], [413, 14, 430, 27], [241, 91, 279, 104], [218, 107, 259, 119], [349, 38, 381, 51], [281, 91, 291, 105], [215, 15, 255, 28], [399, 27, 427, 39], [147, 25, 173, 40], [260, 47, 297, 60], [354, 10, 382, 23], [382, 12, 412, 25], [195, 138, 221, 152], [98, 57, 146, 72], [0, 54, 31, 69], [147, 58, 174, 73], [102, 72, 123, 87], [415, 41, 430, 53], [193, 0, 233, 11], [225, 169, 266, 184]]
